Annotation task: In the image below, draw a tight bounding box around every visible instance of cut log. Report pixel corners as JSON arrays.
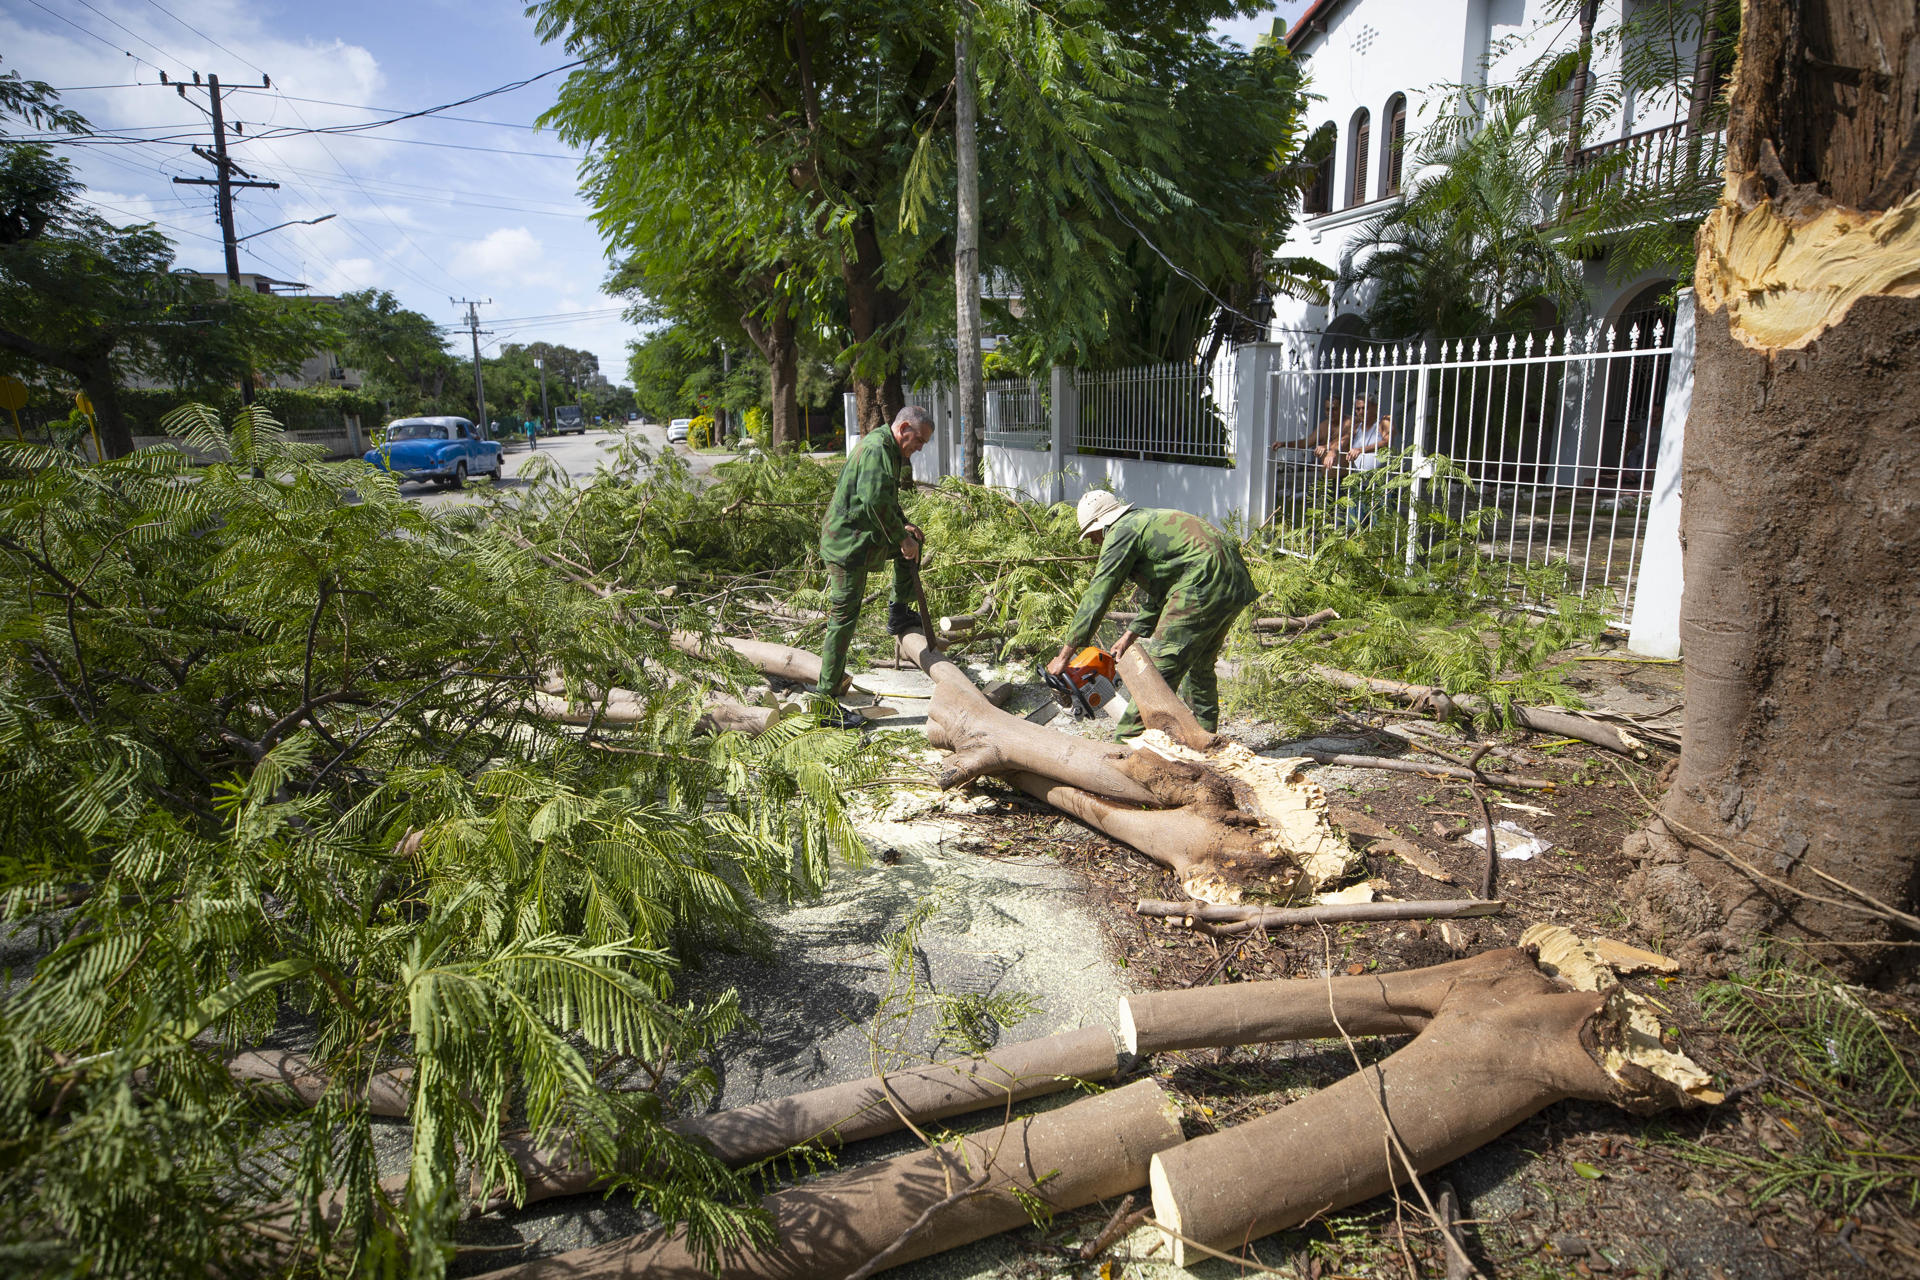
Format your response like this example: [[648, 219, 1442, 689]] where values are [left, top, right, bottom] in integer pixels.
[[1310, 666, 1664, 756], [490, 1027, 1119, 1208], [671, 632, 835, 690], [1128, 950, 1718, 1266], [476, 1078, 1183, 1280], [1134, 898, 1504, 934], [1115, 646, 1217, 751], [227, 1050, 411, 1117]]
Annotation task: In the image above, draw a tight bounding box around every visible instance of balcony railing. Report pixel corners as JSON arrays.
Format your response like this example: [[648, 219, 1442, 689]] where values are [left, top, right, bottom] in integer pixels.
[[1566, 121, 1724, 217]]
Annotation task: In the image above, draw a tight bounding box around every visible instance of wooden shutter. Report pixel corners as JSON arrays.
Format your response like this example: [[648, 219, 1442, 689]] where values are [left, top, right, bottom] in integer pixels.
[[1387, 102, 1407, 195], [1351, 116, 1371, 206]]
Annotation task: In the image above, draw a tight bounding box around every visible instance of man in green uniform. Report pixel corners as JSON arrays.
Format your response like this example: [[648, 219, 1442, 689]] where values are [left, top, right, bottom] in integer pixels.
[[814, 405, 936, 726], [1048, 490, 1258, 738]]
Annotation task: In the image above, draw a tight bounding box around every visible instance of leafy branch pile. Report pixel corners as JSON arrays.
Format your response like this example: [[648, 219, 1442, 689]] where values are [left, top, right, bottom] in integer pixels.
[[0, 410, 881, 1276]]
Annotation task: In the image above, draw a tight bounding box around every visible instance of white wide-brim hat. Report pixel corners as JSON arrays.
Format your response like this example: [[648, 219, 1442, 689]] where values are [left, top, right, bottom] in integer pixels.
[[1076, 489, 1134, 539]]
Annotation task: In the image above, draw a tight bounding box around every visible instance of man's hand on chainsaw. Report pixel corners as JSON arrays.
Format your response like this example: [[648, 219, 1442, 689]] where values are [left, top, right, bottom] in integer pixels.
[[1046, 645, 1073, 677], [1112, 630, 1138, 659]]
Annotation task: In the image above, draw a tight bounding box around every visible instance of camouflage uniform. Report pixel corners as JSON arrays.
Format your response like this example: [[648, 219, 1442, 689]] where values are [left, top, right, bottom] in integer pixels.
[[815, 427, 916, 696], [1063, 507, 1257, 736]]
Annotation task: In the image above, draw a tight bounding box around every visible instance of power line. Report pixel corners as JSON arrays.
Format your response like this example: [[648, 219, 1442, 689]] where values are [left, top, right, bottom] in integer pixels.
[[140, 0, 267, 78], [71, 0, 191, 66], [20, 0, 162, 72], [227, 89, 543, 130]]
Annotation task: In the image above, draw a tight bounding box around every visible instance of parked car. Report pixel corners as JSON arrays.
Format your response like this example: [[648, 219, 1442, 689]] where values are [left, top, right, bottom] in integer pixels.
[[365, 416, 502, 487], [667, 418, 692, 444], [554, 405, 586, 435]]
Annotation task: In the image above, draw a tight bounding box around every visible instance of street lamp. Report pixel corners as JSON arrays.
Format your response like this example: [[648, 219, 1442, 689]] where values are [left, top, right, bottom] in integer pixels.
[[233, 213, 336, 244]]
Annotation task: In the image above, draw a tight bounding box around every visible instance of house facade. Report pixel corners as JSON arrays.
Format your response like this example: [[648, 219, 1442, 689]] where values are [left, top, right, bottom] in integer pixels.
[[1269, 0, 1723, 345]]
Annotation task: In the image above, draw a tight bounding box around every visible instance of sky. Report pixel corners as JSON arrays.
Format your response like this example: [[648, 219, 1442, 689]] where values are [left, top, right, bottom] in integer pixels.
[[4, 1, 1310, 385]]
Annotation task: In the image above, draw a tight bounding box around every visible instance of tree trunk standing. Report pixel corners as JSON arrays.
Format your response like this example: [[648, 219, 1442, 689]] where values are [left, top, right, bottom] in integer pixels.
[[1633, 0, 1920, 971], [953, 22, 986, 483], [741, 307, 803, 450], [845, 209, 906, 435]]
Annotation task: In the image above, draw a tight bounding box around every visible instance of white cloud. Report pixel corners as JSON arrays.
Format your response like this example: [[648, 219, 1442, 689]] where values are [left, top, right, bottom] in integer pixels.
[[452, 226, 547, 284]]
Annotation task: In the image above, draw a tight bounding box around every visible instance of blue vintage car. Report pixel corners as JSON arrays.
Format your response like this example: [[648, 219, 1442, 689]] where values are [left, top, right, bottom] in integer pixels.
[[365, 416, 503, 487]]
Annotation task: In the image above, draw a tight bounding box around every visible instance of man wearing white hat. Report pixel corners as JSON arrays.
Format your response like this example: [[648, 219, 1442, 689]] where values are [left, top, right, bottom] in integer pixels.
[[1048, 491, 1258, 738]]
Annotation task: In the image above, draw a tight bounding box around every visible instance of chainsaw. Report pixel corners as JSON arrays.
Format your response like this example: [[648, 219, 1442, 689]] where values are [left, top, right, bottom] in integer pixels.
[[1040, 646, 1120, 719]]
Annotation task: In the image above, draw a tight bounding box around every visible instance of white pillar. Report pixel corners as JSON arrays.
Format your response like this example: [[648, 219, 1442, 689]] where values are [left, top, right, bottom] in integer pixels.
[[1627, 289, 1693, 658], [1231, 344, 1275, 529], [842, 391, 858, 456], [1049, 365, 1077, 508]]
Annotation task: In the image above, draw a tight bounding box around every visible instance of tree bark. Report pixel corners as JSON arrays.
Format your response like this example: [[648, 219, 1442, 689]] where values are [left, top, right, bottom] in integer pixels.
[[477, 1080, 1183, 1280], [1638, 0, 1920, 971], [742, 304, 803, 451], [1131, 949, 1716, 1266], [898, 633, 1340, 903], [845, 208, 906, 436], [953, 22, 985, 484]]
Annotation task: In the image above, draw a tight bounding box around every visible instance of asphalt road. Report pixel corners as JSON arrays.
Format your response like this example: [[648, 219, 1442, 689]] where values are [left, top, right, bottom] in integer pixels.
[[398, 422, 725, 509]]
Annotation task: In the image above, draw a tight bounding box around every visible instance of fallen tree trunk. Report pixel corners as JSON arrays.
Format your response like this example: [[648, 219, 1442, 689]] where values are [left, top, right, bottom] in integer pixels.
[[528, 688, 778, 737], [1121, 950, 1718, 1266], [1135, 897, 1505, 932], [478, 1079, 1183, 1280], [489, 1027, 1119, 1208], [898, 633, 1337, 902], [1310, 666, 1663, 756]]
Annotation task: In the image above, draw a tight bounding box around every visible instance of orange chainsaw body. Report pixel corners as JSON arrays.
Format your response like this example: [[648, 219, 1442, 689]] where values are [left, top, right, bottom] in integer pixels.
[[1048, 646, 1120, 717]]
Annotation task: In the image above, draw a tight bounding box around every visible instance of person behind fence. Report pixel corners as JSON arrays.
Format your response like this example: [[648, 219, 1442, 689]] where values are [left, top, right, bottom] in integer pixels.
[[1048, 492, 1258, 739], [1339, 393, 1392, 524], [812, 405, 935, 728]]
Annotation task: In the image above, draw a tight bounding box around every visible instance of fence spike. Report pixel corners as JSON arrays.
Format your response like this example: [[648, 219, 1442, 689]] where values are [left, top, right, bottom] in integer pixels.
[[1604, 323, 1619, 351], [1651, 318, 1666, 345], [1627, 321, 1641, 347], [1523, 332, 1535, 357]]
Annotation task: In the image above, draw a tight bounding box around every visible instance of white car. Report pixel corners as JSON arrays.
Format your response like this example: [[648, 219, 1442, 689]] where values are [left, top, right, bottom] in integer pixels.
[[667, 418, 692, 443]]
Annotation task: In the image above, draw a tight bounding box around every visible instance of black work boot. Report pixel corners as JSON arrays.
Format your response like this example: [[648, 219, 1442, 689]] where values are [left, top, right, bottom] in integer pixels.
[[809, 693, 867, 730], [887, 602, 926, 636]]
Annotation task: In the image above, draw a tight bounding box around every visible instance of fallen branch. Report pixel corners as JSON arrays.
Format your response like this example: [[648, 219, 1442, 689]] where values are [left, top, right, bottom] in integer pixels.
[[1301, 750, 1556, 792], [1309, 666, 1669, 756], [488, 1026, 1117, 1209], [1135, 898, 1505, 933], [226, 1051, 411, 1117], [1109, 607, 1339, 635], [476, 1079, 1183, 1280]]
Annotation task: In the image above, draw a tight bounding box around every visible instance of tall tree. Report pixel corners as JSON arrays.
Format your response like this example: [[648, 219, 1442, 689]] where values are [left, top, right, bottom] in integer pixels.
[[336, 288, 459, 415], [1632, 0, 1919, 971], [953, 17, 985, 481]]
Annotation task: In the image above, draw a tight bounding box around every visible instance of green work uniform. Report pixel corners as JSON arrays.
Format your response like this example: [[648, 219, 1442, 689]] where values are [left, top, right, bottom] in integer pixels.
[[815, 427, 916, 696], [1063, 507, 1258, 736]]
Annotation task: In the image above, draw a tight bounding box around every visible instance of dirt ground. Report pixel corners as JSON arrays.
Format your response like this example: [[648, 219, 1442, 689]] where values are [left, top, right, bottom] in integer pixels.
[[889, 649, 1920, 1279]]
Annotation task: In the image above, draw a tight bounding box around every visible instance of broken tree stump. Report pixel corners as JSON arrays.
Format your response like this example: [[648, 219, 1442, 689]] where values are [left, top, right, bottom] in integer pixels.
[[477, 1079, 1184, 1280], [1120, 950, 1717, 1266]]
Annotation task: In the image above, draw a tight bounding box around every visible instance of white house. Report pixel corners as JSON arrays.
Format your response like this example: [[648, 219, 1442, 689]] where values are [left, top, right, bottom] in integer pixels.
[[1270, 0, 1723, 345]]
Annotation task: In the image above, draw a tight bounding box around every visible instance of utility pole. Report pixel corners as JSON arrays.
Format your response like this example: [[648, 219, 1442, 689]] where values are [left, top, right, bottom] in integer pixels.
[[454, 299, 492, 435], [953, 20, 985, 483], [534, 354, 551, 432], [717, 341, 732, 440], [170, 72, 278, 406]]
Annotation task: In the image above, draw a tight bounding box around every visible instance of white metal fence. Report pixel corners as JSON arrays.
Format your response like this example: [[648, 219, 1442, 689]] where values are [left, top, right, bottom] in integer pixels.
[[854, 295, 1693, 642], [983, 377, 1048, 451], [1266, 316, 1677, 620], [1076, 361, 1234, 466]]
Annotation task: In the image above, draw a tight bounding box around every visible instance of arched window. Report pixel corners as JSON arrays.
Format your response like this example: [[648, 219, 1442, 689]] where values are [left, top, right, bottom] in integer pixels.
[[1303, 123, 1335, 215], [1348, 108, 1371, 207], [1379, 94, 1407, 198]]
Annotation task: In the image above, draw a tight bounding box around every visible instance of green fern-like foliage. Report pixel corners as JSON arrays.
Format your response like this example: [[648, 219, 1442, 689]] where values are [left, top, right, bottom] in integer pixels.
[[0, 409, 881, 1275]]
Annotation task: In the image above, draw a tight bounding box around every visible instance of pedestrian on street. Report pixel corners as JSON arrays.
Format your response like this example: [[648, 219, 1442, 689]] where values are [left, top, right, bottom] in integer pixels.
[[1049, 492, 1258, 738], [525, 419, 539, 451], [812, 405, 935, 728]]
